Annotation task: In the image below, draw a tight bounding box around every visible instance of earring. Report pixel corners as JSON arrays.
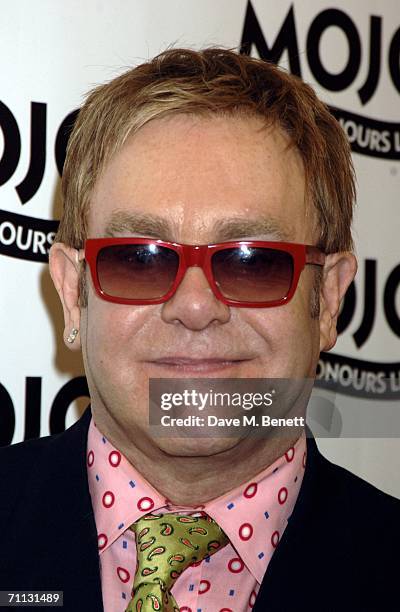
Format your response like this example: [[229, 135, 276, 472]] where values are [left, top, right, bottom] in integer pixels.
[[66, 328, 79, 344]]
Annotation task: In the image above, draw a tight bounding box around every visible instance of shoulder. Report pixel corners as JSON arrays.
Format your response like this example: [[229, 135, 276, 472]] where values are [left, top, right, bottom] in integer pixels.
[[0, 431, 60, 468], [315, 443, 400, 515], [295, 434, 400, 560], [0, 434, 61, 538], [0, 408, 91, 525], [262, 437, 400, 609], [0, 422, 78, 482], [302, 439, 400, 568], [0, 433, 59, 492]]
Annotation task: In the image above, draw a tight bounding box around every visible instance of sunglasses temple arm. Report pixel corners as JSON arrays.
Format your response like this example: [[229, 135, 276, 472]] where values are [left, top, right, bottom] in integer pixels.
[[305, 246, 326, 266], [76, 249, 85, 262]]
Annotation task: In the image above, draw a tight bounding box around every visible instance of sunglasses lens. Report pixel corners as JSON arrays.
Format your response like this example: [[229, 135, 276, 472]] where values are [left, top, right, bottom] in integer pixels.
[[96, 244, 179, 300], [211, 246, 294, 303]]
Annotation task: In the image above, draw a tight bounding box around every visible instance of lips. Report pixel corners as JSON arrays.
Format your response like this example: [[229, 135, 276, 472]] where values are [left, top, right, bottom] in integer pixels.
[[146, 357, 251, 374]]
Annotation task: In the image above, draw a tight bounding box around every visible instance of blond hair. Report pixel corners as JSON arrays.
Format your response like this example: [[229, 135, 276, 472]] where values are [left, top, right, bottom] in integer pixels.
[[57, 47, 355, 254]]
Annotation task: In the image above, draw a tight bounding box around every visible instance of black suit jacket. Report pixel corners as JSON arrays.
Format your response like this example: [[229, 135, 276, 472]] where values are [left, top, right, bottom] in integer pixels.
[[0, 406, 399, 611]]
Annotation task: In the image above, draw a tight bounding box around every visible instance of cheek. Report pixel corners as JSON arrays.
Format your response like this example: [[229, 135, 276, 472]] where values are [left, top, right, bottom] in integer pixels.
[[244, 282, 318, 375], [250, 305, 310, 345], [81, 299, 158, 428], [83, 298, 152, 377]]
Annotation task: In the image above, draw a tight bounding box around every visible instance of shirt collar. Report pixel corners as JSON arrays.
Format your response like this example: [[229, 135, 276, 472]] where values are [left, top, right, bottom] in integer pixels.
[[87, 417, 306, 584]]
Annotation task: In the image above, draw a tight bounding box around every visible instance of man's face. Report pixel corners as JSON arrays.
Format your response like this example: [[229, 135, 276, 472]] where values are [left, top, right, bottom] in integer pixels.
[[77, 114, 321, 455]]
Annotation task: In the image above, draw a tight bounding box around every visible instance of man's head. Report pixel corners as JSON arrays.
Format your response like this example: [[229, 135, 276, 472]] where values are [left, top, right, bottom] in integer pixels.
[[49, 48, 357, 464], [57, 47, 355, 255]]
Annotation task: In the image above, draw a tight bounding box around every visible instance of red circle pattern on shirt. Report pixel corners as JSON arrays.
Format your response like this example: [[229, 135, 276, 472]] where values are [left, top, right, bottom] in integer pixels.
[[285, 447, 295, 462], [97, 533, 108, 550], [278, 486, 288, 505], [239, 523, 253, 541], [87, 450, 94, 467], [108, 450, 121, 467], [243, 482, 258, 498], [271, 530, 280, 548], [228, 557, 245, 573], [117, 566, 130, 583], [199, 580, 211, 594], [137, 496, 155, 512], [102, 491, 115, 508], [249, 590, 257, 607]]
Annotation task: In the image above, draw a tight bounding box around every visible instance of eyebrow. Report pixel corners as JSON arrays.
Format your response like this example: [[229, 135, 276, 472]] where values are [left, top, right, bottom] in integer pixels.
[[104, 210, 293, 242], [213, 217, 292, 242], [104, 211, 173, 240]]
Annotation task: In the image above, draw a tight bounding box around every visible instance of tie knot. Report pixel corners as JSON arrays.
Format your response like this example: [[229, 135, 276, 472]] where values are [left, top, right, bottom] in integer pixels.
[[130, 512, 228, 594]]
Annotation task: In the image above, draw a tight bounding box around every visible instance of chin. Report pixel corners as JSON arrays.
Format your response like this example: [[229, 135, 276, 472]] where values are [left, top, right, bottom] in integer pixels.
[[155, 436, 243, 457]]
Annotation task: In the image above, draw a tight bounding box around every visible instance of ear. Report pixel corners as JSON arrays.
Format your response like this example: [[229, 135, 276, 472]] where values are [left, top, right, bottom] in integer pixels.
[[319, 252, 357, 352], [49, 242, 82, 351]]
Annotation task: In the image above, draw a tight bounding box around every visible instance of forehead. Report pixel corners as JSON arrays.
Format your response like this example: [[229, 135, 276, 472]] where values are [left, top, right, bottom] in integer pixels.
[[88, 114, 314, 243]]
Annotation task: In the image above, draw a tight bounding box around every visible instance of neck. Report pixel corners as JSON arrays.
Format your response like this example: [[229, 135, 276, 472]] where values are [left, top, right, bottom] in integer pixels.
[[92, 407, 302, 505]]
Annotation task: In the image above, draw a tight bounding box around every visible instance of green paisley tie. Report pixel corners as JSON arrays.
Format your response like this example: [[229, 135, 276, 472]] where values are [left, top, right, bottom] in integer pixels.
[[125, 512, 229, 612]]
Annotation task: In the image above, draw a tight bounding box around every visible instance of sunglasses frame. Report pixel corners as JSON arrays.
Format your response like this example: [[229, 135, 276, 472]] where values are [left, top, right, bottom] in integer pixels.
[[82, 238, 325, 308]]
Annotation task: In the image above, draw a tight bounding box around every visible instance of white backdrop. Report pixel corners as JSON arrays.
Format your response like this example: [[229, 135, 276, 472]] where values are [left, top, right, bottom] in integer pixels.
[[1, 0, 399, 496]]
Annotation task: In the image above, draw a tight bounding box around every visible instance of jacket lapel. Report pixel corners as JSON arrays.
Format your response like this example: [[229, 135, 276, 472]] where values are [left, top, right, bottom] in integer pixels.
[[253, 431, 346, 611], [5, 406, 104, 610]]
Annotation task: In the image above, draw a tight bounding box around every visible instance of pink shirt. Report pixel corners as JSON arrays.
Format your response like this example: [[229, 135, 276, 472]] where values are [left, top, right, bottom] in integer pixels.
[[87, 418, 306, 611]]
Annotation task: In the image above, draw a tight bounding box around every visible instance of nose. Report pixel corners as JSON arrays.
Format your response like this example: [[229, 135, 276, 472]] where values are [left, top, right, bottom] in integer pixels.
[[161, 266, 231, 330]]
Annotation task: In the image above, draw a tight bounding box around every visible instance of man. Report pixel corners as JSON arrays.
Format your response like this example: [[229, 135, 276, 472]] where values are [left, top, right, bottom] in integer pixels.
[[0, 48, 399, 611]]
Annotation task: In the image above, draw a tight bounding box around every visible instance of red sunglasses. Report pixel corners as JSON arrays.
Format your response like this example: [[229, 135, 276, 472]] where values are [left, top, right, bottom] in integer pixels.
[[82, 238, 325, 308]]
